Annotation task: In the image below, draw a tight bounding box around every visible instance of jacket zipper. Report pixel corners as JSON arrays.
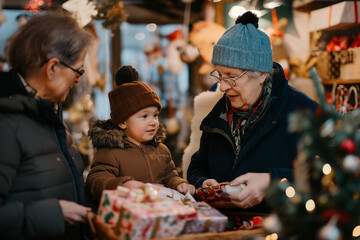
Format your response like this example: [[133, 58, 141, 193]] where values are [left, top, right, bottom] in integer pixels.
[[203, 127, 238, 168], [139, 145, 154, 183], [52, 129, 78, 202]]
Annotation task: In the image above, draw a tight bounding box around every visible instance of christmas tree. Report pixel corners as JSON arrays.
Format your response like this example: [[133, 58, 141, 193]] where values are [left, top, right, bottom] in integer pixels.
[[264, 68, 360, 240]]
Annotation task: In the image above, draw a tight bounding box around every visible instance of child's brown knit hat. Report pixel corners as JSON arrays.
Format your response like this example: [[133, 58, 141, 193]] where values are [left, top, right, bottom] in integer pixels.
[[108, 81, 162, 125]]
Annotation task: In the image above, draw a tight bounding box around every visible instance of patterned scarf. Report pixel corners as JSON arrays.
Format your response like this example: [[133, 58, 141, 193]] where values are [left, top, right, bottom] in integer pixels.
[[227, 79, 272, 155]]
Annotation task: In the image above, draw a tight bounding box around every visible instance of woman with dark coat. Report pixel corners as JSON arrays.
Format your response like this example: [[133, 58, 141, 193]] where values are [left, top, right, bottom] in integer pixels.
[[0, 11, 93, 239], [187, 12, 318, 210]]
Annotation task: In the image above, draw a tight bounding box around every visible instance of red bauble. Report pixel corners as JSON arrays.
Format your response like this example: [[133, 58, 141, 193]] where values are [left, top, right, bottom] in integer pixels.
[[340, 138, 356, 153]]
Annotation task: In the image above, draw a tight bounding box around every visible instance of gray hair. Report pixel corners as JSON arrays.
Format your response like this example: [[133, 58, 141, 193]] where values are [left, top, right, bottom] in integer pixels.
[[247, 69, 273, 83], [6, 10, 93, 78]]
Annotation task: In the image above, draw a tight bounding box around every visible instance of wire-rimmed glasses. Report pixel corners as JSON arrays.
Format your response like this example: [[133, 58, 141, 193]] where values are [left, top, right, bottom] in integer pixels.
[[210, 69, 248, 87]]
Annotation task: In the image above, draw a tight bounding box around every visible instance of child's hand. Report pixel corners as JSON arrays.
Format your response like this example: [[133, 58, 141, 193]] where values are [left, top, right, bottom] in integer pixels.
[[177, 183, 195, 195], [122, 180, 145, 189]]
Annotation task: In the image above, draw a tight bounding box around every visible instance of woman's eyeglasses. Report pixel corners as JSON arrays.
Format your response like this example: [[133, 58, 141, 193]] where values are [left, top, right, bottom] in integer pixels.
[[60, 61, 85, 78], [210, 69, 248, 87]]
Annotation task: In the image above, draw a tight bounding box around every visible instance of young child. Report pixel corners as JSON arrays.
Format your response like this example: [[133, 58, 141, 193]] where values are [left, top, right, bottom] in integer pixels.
[[86, 66, 195, 205]]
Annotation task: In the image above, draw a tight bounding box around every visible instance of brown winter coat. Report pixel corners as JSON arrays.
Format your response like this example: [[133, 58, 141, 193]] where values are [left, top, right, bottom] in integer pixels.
[[86, 119, 187, 204]]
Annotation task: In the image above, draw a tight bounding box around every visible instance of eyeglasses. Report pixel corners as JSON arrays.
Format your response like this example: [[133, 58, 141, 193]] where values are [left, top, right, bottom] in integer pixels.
[[59, 61, 85, 78], [210, 69, 248, 87]]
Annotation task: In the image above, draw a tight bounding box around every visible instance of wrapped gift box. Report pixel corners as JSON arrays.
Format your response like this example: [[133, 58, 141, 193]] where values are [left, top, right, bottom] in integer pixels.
[[340, 47, 360, 80], [183, 202, 228, 234], [118, 200, 196, 240], [309, 1, 360, 32], [97, 186, 159, 229], [97, 187, 136, 229]]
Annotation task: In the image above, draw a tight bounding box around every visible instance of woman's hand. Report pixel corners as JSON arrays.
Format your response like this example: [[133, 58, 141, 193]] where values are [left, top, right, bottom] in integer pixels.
[[202, 179, 219, 187], [228, 172, 270, 209], [177, 183, 195, 195], [122, 180, 145, 189], [59, 200, 91, 225]]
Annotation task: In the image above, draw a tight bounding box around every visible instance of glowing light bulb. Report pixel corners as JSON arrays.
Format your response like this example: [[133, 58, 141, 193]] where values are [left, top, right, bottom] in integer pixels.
[[146, 23, 157, 32], [322, 163, 332, 175], [305, 199, 316, 212], [353, 225, 360, 237], [285, 186, 296, 198]]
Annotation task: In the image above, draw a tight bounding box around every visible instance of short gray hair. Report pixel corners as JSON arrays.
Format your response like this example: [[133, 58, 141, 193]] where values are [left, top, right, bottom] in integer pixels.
[[6, 10, 93, 78]]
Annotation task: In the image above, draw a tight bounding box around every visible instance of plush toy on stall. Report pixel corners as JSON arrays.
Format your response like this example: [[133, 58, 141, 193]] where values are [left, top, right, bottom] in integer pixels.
[[143, 35, 163, 66], [265, 17, 290, 79], [189, 21, 226, 75], [163, 29, 186, 135], [165, 29, 186, 75]]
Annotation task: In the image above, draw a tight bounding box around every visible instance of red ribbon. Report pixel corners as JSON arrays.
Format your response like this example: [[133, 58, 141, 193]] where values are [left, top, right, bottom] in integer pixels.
[[328, 2, 359, 28], [350, 33, 360, 48], [326, 36, 350, 51], [355, 1, 358, 23], [328, 5, 332, 28]]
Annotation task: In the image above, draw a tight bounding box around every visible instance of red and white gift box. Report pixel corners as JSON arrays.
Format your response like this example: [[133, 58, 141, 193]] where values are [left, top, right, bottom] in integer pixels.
[[97, 186, 197, 239], [309, 1, 360, 32], [97, 186, 145, 229], [117, 201, 196, 240]]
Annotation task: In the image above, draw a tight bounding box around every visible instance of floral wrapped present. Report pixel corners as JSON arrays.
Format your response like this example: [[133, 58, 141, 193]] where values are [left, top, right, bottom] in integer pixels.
[[183, 201, 228, 234], [117, 200, 196, 240], [97, 185, 159, 229]]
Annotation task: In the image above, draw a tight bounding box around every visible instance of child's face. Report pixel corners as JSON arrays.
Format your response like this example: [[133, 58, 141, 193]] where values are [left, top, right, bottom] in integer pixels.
[[119, 106, 160, 146]]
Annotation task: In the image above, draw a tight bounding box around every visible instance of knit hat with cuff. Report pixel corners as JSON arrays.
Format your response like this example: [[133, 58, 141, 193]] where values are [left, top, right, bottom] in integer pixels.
[[211, 11, 273, 72], [109, 66, 161, 125]]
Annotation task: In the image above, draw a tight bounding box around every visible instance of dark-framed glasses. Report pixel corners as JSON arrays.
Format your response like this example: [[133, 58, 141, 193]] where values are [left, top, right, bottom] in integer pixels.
[[210, 69, 248, 87], [60, 61, 85, 78]]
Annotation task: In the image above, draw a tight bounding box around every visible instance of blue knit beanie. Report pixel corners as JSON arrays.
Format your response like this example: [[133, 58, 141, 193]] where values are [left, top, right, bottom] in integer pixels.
[[211, 11, 273, 72]]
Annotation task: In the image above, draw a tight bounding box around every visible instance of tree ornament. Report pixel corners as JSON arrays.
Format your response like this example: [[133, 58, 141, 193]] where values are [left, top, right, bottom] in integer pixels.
[[263, 214, 282, 233], [340, 138, 356, 154], [320, 118, 335, 138], [166, 118, 179, 135], [342, 154, 359, 173], [318, 216, 341, 240]]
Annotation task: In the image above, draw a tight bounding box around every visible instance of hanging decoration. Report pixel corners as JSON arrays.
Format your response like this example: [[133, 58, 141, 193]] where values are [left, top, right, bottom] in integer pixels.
[[165, 29, 186, 75], [265, 8, 289, 79], [62, 0, 97, 27], [143, 31, 163, 66], [24, 0, 53, 12], [91, 0, 128, 30]]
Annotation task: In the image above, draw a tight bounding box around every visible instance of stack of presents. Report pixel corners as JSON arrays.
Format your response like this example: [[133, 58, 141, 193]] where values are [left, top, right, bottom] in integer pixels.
[[96, 184, 232, 239], [309, 1, 360, 81]]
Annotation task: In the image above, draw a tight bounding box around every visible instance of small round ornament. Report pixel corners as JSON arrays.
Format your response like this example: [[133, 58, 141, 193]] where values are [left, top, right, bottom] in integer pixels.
[[263, 214, 281, 233], [318, 217, 341, 240], [340, 138, 356, 154], [342, 154, 360, 173]]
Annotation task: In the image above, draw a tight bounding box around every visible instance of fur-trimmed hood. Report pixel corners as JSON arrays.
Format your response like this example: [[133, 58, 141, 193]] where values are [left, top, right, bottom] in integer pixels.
[[88, 119, 167, 149]]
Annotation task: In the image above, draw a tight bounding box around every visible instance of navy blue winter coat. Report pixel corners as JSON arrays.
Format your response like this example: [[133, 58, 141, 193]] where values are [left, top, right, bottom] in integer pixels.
[[187, 63, 318, 189]]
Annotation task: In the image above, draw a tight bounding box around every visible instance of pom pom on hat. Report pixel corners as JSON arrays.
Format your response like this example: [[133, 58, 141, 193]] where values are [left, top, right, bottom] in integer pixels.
[[109, 66, 161, 125], [235, 11, 259, 27], [115, 65, 139, 86], [211, 11, 273, 72]]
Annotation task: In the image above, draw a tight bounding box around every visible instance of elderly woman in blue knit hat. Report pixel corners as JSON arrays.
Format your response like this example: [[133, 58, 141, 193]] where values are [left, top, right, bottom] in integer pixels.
[[187, 12, 318, 210]]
